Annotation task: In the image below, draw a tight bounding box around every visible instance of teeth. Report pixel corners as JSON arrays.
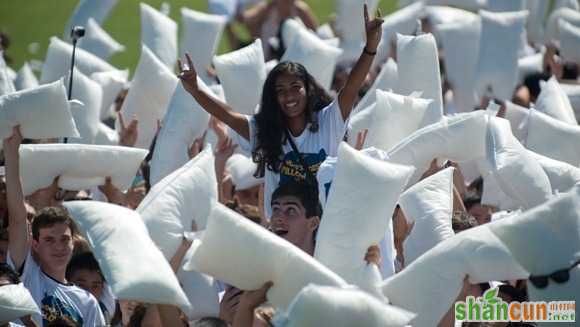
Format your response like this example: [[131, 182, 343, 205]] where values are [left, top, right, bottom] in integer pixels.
[[286, 102, 297, 108]]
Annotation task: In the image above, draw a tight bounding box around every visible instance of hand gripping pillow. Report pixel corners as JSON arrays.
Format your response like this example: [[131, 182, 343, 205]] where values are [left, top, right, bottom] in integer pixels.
[[528, 151, 580, 194], [94, 122, 119, 146], [504, 100, 530, 142], [19, 144, 147, 195], [64, 0, 118, 38], [90, 69, 129, 120], [140, 3, 178, 69], [0, 283, 41, 324], [117, 46, 178, 149], [526, 109, 580, 166], [181, 8, 227, 78], [139, 146, 217, 259], [40, 37, 116, 84], [79, 18, 125, 61], [559, 20, 580, 64], [366, 90, 440, 152], [150, 79, 212, 185], [63, 201, 192, 312], [0, 54, 15, 96], [545, 7, 580, 43], [488, 186, 580, 308], [0, 79, 79, 140], [395, 33, 443, 116], [278, 285, 416, 327], [14, 62, 39, 91], [399, 167, 455, 266], [225, 153, 263, 191], [184, 203, 348, 310], [535, 76, 577, 125], [213, 39, 266, 115], [281, 28, 343, 91], [353, 58, 398, 114], [485, 117, 552, 209], [67, 68, 102, 144], [474, 10, 529, 100], [381, 224, 529, 327]]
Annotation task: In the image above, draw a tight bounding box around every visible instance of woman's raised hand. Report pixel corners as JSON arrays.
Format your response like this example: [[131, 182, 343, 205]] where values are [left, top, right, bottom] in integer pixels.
[[178, 53, 199, 95], [364, 4, 384, 53]]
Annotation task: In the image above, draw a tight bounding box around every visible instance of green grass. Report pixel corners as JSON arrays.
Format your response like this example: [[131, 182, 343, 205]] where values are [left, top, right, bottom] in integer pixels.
[[0, 0, 398, 74]]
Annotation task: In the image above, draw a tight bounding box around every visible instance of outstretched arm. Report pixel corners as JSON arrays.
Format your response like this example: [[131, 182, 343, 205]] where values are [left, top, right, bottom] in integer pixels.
[[178, 53, 250, 141], [338, 4, 383, 120]]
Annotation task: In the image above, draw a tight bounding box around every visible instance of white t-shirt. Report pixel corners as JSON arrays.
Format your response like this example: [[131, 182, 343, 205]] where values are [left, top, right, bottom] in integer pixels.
[[9, 252, 106, 327], [248, 100, 346, 218]]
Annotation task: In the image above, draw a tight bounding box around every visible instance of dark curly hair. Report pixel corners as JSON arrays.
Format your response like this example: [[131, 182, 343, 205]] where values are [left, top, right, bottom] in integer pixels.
[[252, 61, 332, 178]]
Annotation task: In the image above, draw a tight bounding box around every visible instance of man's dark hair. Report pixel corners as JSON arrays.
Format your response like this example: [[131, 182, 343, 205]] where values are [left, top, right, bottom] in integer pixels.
[[463, 195, 482, 211], [0, 263, 20, 284], [66, 252, 104, 282], [271, 181, 323, 218], [523, 72, 550, 102], [44, 317, 77, 327], [31, 206, 78, 241], [562, 61, 579, 80], [192, 317, 229, 327]]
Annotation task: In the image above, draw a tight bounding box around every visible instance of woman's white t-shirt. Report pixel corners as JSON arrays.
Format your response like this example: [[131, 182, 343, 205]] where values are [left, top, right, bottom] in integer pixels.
[[248, 100, 346, 218]]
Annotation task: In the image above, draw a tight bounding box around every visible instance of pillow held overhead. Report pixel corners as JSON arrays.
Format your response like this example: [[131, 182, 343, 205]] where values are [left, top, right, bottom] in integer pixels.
[[140, 3, 178, 70], [14, 62, 39, 91], [559, 20, 580, 64], [528, 150, 580, 194], [526, 109, 580, 166], [544, 7, 580, 44], [67, 68, 103, 145], [90, 69, 129, 121], [79, 18, 125, 61], [534, 76, 577, 125], [64, 201, 192, 312], [353, 58, 398, 114], [64, 0, 118, 38], [19, 144, 147, 195], [0, 54, 16, 96], [225, 153, 263, 191], [0, 283, 41, 324]]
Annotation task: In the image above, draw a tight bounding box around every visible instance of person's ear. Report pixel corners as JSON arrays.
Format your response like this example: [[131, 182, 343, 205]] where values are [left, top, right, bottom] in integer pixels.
[[307, 216, 320, 231], [31, 238, 39, 252]]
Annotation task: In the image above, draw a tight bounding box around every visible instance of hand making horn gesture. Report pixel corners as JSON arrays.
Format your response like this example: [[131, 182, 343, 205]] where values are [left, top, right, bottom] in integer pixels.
[[177, 53, 199, 95], [363, 3, 384, 56]]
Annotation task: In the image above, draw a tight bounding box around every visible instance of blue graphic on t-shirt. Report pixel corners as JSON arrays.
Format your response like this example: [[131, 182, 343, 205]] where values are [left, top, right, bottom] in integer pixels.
[[41, 293, 83, 326], [279, 149, 327, 186]]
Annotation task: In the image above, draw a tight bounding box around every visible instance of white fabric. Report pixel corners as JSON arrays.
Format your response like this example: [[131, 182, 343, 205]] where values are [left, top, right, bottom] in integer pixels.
[[560, 83, 580, 120], [280, 19, 307, 51], [486, 0, 526, 12], [353, 58, 398, 114], [366, 90, 440, 152], [14, 62, 39, 91], [424, 6, 478, 27], [177, 264, 219, 320], [150, 79, 212, 185], [117, 45, 179, 149], [335, 0, 379, 43], [559, 20, 580, 63], [529, 150, 580, 194], [314, 143, 414, 295], [481, 170, 519, 210], [139, 146, 217, 259], [421, 0, 485, 11], [526, 0, 550, 44], [140, 3, 178, 69], [545, 7, 580, 43], [399, 168, 455, 265], [504, 100, 530, 142], [281, 27, 343, 90], [208, 0, 237, 20], [185, 203, 348, 310], [474, 10, 529, 100], [316, 23, 335, 40], [535, 76, 577, 125], [64, 201, 192, 311], [555, 0, 580, 11], [225, 153, 263, 191], [0, 54, 15, 96], [526, 109, 580, 166], [0, 284, 40, 324], [19, 144, 147, 195], [381, 225, 528, 327], [67, 68, 102, 144], [213, 39, 266, 115], [396, 33, 443, 116], [64, 0, 118, 38], [90, 69, 128, 120], [94, 122, 119, 146], [517, 52, 543, 83], [280, 285, 415, 327], [180, 8, 227, 76], [347, 103, 375, 148], [0, 79, 80, 140], [40, 37, 116, 84], [79, 18, 125, 61]]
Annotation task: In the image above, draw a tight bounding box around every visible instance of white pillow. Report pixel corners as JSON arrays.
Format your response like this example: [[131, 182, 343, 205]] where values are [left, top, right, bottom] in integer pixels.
[[535, 76, 577, 125], [0, 54, 15, 96], [486, 117, 553, 209], [180, 8, 227, 78], [281, 28, 343, 91], [526, 0, 550, 44], [117, 45, 179, 149], [68, 68, 102, 144], [396, 33, 443, 116], [139, 146, 217, 258], [208, 0, 237, 20], [314, 143, 414, 294], [481, 170, 519, 210], [436, 17, 481, 113], [381, 225, 528, 327], [560, 83, 580, 119], [424, 6, 478, 27], [474, 10, 529, 100], [79, 18, 125, 61], [14, 62, 39, 91], [140, 3, 178, 69], [555, 0, 580, 11], [94, 122, 119, 146], [225, 153, 263, 191], [335, 0, 379, 43], [64, 0, 118, 38], [545, 7, 580, 43], [353, 58, 398, 114], [40, 37, 116, 84], [19, 144, 147, 195], [486, 0, 526, 12], [488, 186, 580, 305], [90, 69, 128, 120], [184, 203, 348, 310], [280, 285, 416, 327], [0, 283, 41, 324], [213, 39, 266, 115], [528, 150, 580, 194], [526, 109, 580, 166], [0, 79, 79, 140], [504, 100, 530, 143], [399, 167, 455, 266], [422, 0, 485, 11], [518, 53, 543, 85], [559, 19, 580, 64], [63, 201, 192, 311], [317, 23, 335, 40], [366, 90, 440, 152]]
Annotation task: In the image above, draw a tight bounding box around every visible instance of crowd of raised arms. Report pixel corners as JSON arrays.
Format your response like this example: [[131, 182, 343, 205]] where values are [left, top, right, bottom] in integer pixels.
[[0, 0, 579, 326]]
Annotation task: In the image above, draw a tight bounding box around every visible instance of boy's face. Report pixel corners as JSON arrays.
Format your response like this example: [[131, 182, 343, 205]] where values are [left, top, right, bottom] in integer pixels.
[[32, 223, 74, 273], [270, 195, 318, 250], [69, 269, 104, 300]]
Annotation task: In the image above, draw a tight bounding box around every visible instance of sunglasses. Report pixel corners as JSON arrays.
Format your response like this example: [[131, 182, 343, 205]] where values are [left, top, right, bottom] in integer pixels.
[[528, 259, 580, 289]]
